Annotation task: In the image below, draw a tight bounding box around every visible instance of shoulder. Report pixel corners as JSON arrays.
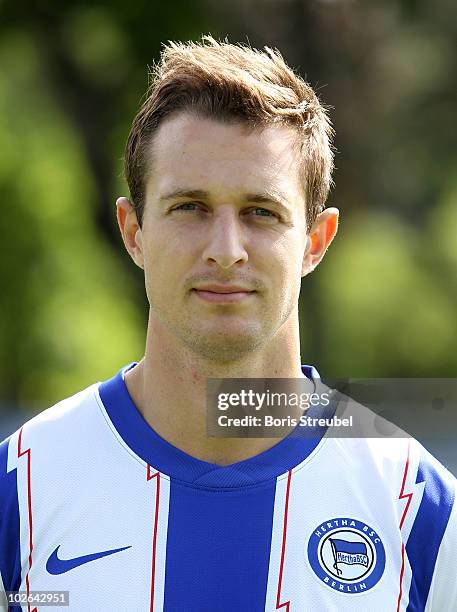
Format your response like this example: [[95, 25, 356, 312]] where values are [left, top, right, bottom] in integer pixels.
[[0, 381, 102, 514], [1, 382, 101, 454], [334, 392, 456, 518], [329, 389, 457, 609], [329, 387, 456, 492], [0, 381, 105, 516], [0, 380, 102, 466]]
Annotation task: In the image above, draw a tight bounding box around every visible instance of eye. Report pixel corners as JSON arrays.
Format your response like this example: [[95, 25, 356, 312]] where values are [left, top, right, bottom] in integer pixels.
[[172, 202, 201, 212], [245, 207, 279, 219], [173, 202, 198, 210]]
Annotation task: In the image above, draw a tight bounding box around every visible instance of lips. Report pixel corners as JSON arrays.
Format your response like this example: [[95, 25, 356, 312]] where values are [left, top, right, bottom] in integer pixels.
[[193, 284, 254, 294], [192, 285, 256, 303]]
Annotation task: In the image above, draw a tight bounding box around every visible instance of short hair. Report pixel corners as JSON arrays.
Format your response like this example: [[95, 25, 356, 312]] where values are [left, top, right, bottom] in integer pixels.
[[124, 35, 334, 232]]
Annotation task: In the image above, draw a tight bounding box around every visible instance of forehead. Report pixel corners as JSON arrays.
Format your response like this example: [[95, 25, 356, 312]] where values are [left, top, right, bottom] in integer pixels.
[[145, 112, 302, 197]]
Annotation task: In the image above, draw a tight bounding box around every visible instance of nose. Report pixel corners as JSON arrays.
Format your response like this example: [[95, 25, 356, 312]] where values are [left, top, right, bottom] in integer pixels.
[[202, 206, 248, 269]]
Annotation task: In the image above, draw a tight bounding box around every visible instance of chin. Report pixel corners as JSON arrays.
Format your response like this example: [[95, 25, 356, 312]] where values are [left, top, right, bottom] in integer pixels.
[[184, 326, 266, 362]]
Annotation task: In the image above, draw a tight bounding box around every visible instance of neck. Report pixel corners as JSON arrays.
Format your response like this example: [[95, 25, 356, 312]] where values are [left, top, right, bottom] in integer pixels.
[[124, 310, 310, 465]]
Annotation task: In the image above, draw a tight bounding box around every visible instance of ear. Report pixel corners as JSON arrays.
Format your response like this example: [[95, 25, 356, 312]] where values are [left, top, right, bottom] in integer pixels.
[[302, 207, 339, 276], [116, 197, 144, 269]]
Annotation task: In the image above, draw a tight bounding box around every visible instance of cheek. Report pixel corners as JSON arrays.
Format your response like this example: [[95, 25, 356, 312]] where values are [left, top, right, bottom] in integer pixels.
[[147, 220, 204, 258], [268, 234, 305, 278], [141, 232, 195, 294]]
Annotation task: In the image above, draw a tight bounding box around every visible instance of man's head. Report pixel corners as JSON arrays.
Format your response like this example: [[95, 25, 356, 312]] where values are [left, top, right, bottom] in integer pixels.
[[117, 36, 338, 362]]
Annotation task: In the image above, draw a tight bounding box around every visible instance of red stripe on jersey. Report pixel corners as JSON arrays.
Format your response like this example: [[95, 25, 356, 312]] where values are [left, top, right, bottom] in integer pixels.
[[397, 441, 412, 612], [147, 467, 161, 612], [397, 542, 406, 612], [17, 427, 38, 612], [276, 469, 292, 611]]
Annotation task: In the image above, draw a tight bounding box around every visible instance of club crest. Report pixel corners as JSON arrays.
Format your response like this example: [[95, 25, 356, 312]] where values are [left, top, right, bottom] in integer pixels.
[[307, 517, 385, 594]]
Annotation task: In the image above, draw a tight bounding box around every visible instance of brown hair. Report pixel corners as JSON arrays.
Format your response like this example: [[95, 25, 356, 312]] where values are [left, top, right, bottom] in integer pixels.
[[124, 35, 334, 232]]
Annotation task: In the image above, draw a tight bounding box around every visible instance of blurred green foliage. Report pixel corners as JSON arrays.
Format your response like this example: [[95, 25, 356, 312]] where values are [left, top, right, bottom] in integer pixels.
[[0, 0, 456, 410]]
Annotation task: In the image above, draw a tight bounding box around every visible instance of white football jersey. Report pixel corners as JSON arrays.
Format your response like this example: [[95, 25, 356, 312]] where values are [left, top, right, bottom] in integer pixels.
[[0, 363, 456, 611]]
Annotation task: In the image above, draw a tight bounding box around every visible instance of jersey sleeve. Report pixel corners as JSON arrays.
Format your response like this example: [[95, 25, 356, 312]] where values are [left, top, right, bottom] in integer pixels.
[[405, 443, 457, 611], [0, 434, 22, 610], [424, 475, 457, 611]]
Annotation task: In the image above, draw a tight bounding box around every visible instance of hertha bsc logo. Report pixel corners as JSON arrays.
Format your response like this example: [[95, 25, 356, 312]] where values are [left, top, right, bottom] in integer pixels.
[[307, 517, 386, 594]]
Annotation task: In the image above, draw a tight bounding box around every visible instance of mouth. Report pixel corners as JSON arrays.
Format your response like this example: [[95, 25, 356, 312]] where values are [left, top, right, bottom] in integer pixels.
[[191, 285, 257, 304]]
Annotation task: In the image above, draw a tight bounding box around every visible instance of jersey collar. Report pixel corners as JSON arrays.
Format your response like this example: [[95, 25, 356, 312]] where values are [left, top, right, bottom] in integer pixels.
[[98, 363, 336, 488]]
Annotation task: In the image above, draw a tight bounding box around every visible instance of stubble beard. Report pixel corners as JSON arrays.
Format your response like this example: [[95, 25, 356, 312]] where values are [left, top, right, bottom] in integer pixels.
[[148, 291, 272, 362], [167, 312, 269, 363], [150, 298, 297, 365]]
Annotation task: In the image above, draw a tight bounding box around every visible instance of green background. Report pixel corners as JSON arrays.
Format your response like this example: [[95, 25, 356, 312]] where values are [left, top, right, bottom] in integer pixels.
[[0, 0, 456, 466]]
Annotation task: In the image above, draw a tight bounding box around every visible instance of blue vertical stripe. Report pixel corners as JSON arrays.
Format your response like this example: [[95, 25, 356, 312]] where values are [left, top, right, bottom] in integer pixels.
[[163, 478, 277, 612], [406, 452, 455, 611], [0, 435, 22, 610]]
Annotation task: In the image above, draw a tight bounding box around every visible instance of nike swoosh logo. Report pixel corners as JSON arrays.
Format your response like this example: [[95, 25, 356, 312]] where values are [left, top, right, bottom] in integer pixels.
[[46, 544, 131, 575]]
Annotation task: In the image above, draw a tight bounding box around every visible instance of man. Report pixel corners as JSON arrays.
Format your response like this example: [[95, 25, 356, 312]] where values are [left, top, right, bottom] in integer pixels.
[[0, 35, 455, 611]]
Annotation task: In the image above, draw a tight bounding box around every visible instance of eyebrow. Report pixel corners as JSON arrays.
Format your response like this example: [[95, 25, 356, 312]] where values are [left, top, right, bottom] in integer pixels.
[[158, 188, 292, 211], [159, 189, 209, 202]]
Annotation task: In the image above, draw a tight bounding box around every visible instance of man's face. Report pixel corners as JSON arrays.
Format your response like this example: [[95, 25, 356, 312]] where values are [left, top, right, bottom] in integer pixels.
[[136, 112, 311, 361]]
